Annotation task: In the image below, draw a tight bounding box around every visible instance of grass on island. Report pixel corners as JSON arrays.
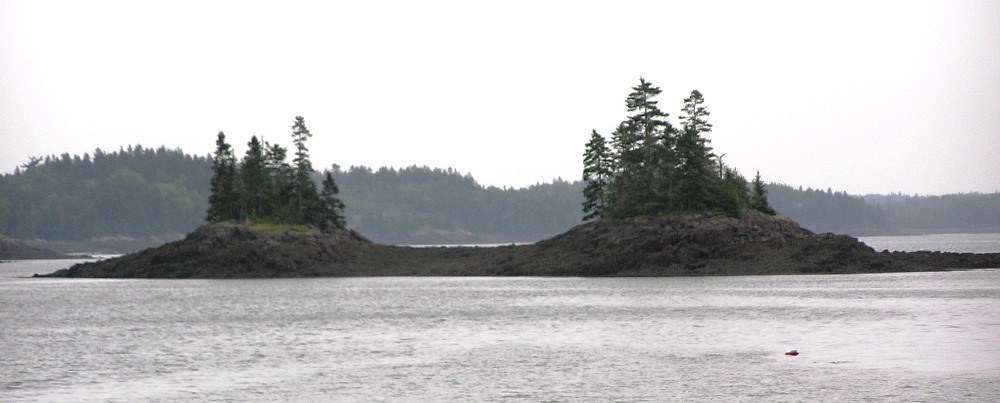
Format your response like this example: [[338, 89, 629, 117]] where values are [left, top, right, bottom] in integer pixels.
[[244, 219, 315, 235]]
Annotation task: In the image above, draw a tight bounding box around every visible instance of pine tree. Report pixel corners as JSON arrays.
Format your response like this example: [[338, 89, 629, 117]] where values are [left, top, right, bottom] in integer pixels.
[[290, 116, 320, 224], [582, 129, 611, 220], [207, 131, 239, 222], [720, 167, 750, 217], [264, 140, 294, 221], [607, 120, 641, 218], [582, 80, 765, 219], [675, 89, 717, 211], [240, 135, 269, 218], [603, 78, 676, 217], [750, 170, 776, 215], [320, 172, 346, 229], [624, 78, 671, 214]]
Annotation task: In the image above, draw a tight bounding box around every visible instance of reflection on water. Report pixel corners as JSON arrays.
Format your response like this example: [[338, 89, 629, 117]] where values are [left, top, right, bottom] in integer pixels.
[[2, 259, 998, 401]]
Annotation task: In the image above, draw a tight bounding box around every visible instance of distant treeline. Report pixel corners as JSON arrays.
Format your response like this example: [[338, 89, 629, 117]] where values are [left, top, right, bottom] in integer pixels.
[[768, 184, 891, 235], [865, 192, 1000, 234], [0, 147, 583, 244], [0, 146, 211, 240], [1, 146, 998, 243], [769, 185, 1000, 235], [333, 165, 584, 244]]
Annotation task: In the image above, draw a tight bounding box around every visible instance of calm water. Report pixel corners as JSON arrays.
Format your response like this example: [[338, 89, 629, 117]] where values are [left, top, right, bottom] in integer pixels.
[[859, 233, 1000, 253], [2, 235, 1000, 402]]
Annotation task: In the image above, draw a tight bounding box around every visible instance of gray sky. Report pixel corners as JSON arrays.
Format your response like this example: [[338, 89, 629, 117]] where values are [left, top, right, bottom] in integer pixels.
[[2, 0, 998, 195]]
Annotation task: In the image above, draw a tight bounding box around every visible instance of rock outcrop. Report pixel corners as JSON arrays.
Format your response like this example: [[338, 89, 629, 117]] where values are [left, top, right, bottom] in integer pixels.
[[1, 234, 71, 260], [39, 212, 1000, 278]]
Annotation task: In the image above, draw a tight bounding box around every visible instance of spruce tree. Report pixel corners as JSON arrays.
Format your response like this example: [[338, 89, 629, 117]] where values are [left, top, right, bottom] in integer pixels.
[[604, 78, 676, 217], [582, 80, 764, 219], [750, 170, 776, 215], [240, 136, 269, 218], [624, 78, 671, 214], [675, 89, 717, 211], [207, 131, 239, 222], [320, 172, 346, 229], [607, 120, 640, 218], [582, 129, 611, 220], [720, 168, 750, 217], [290, 116, 321, 224], [263, 140, 294, 221]]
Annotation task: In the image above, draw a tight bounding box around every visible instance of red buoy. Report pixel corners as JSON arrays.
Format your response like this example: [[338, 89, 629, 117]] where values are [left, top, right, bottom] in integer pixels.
[[785, 349, 799, 356]]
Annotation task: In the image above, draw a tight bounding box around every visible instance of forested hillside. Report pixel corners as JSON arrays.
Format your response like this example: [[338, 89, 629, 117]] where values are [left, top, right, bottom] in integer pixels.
[[864, 192, 1000, 234], [768, 184, 891, 235], [335, 165, 584, 244], [0, 146, 211, 241], [0, 148, 583, 246]]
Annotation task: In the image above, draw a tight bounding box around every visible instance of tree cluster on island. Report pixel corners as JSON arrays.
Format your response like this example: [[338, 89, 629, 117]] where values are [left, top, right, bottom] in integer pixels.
[[206, 116, 345, 231], [582, 78, 774, 220]]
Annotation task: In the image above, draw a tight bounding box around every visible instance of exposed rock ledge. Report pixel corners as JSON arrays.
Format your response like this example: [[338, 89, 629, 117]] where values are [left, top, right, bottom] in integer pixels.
[[1, 234, 72, 260], [38, 212, 1000, 278]]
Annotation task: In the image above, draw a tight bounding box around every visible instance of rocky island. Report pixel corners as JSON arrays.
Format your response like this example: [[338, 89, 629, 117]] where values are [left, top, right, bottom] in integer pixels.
[[1, 234, 71, 260], [39, 211, 1000, 279], [39, 92, 1000, 278]]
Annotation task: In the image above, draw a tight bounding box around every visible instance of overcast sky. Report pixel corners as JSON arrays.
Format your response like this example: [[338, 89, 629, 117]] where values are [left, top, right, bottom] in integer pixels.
[[2, 0, 997, 195]]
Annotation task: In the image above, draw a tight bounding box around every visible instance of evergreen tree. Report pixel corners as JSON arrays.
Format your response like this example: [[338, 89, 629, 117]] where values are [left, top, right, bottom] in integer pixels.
[[719, 167, 750, 217], [264, 140, 294, 220], [320, 172, 346, 229], [202, 119, 350, 229], [606, 120, 641, 218], [602, 78, 677, 217], [750, 170, 776, 215], [290, 116, 321, 224], [675, 89, 717, 211], [624, 78, 672, 214], [240, 135, 269, 218], [582, 129, 611, 220], [207, 131, 239, 222], [582, 80, 774, 219]]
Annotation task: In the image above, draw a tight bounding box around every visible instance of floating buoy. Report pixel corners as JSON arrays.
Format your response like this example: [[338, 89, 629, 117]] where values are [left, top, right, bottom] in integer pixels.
[[785, 349, 799, 356]]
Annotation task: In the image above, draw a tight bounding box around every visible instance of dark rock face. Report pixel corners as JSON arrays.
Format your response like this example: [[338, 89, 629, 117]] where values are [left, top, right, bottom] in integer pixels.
[[1, 234, 71, 260], [39, 213, 1000, 279], [501, 212, 992, 276]]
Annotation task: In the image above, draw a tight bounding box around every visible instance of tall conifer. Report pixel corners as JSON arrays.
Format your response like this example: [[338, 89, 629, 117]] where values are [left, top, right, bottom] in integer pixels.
[[290, 116, 320, 223], [676, 89, 717, 211], [582, 129, 611, 220], [609, 78, 674, 216], [207, 131, 239, 222], [750, 170, 776, 215], [241, 136, 269, 218], [321, 172, 346, 229], [263, 141, 293, 221]]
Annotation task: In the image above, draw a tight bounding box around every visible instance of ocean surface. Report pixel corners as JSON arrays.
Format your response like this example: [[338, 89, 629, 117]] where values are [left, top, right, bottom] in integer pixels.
[[2, 234, 999, 402], [859, 232, 1000, 253]]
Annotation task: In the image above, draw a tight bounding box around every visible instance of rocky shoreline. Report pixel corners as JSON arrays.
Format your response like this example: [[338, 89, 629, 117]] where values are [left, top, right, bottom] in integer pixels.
[[1, 234, 72, 260], [38, 212, 1000, 279]]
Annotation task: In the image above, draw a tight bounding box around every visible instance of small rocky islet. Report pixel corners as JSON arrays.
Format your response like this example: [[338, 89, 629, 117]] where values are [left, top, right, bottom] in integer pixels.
[[1, 234, 71, 260], [38, 212, 1000, 279]]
